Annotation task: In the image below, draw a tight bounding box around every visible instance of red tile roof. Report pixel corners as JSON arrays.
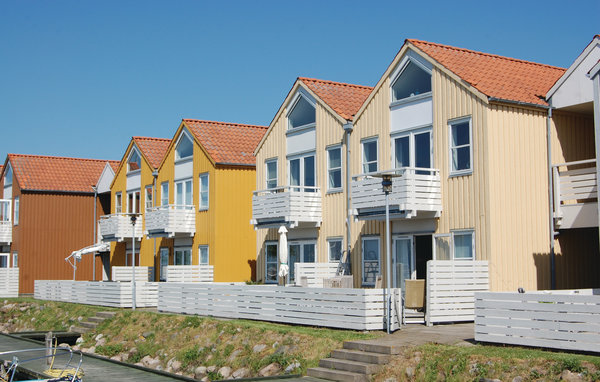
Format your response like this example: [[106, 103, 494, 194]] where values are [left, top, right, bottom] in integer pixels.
[[299, 77, 373, 120], [108, 161, 120, 173], [182, 120, 268, 166], [408, 39, 566, 106], [7, 154, 118, 193], [132, 137, 171, 169]]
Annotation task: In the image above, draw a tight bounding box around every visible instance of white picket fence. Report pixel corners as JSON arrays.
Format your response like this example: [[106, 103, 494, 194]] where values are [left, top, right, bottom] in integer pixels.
[[295, 263, 338, 287], [34, 280, 159, 308], [475, 290, 600, 353], [112, 266, 154, 282], [426, 260, 489, 325], [165, 265, 214, 282], [158, 283, 402, 331], [0, 268, 18, 297]]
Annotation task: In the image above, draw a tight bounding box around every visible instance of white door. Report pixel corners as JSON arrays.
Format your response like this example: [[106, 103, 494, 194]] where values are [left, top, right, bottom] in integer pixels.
[[393, 236, 415, 290], [288, 241, 316, 281]]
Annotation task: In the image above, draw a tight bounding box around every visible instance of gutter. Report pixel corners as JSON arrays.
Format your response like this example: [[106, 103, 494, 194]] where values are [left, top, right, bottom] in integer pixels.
[[488, 97, 550, 110], [343, 122, 354, 275], [546, 105, 556, 290]]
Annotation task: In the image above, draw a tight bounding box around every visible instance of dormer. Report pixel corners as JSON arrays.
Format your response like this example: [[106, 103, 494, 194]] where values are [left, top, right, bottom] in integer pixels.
[[127, 147, 142, 173], [287, 89, 316, 131], [175, 130, 194, 161], [390, 51, 433, 106]]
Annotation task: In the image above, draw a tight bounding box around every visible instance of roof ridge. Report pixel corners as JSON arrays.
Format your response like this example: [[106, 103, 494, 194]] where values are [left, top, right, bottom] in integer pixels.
[[133, 136, 171, 142], [407, 39, 566, 72], [298, 76, 374, 90], [7, 153, 115, 163], [182, 119, 268, 130]]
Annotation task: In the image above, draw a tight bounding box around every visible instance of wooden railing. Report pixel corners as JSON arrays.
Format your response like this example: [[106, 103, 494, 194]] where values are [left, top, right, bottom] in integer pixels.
[[112, 266, 154, 282], [352, 168, 442, 219], [165, 265, 214, 282], [99, 213, 143, 242], [0, 199, 11, 245], [251, 186, 322, 227], [0, 268, 18, 297], [294, 262, 338, 287], [552, 159, 598, 229], [144, 204, 195, 237]]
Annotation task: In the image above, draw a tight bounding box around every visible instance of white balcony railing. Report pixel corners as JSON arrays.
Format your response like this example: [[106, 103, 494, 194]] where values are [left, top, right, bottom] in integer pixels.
[[144, 204, 195, 238], [99, 213, 143, 242], [251, 186, 322, 228], [552, 159, 598, 229], [352, 167, 442, 220], [0, 199, 11, 245]]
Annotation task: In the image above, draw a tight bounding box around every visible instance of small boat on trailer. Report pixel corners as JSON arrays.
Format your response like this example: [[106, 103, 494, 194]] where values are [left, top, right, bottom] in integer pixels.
[[0, 347, 83, 382]]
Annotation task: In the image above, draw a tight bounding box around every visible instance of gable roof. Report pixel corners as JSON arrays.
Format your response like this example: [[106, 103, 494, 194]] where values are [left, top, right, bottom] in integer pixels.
[[132, 137, 171, 169], [181, 119, 268, 166], [6, 154, 118, 193], [408, 39, 566, 107], [298, 77, 373, 120]]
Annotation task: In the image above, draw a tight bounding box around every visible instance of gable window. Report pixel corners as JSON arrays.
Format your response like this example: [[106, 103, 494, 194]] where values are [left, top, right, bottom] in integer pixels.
[[287, 94, 316, 130], [175, 132, 194, 160], [4, 164, 12, 186], [362, 237, 380, 286], [391, 60, 432, 102], [174, 247, 191, 265], [265, 242, 278, 284], [175, 179, 193, 207], [13, 197, 19, 226], [199, 173, 209, 210], [362, 138, 378, 174], [161, 182, 169, 206], [328, 238, 343, 262], [198, 245, 209, 265], [289, 153, 315, 191], [327, 146, 342, 191], [127, 149, 142, 172], [145, 185, 153, 211], [449, 117, 472, 175], [265, 159, 278, 189], [115, 192, 122, 214], [393, 128, 432, 171], [127, 190, 140, 214]]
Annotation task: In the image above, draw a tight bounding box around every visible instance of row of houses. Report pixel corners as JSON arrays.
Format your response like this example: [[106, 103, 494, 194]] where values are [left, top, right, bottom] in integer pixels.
[[1, 36, 599, 295]]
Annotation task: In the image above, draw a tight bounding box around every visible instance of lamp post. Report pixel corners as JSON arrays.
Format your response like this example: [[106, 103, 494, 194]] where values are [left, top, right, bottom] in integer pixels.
[[130, 214, 137, 310], [382, 174, 393, 334]]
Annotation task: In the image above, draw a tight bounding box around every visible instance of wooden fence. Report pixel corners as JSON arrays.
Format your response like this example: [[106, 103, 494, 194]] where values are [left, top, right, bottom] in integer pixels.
[[112, 266, 154, 282], [165, 265, 214, 282], [158, 283, 402, 331], [0, 268, 18, 297], [426, 260, 489, 325], [294, 263, 338, 287], [475, 290, 600, 353], [34, 280, 158, 308]]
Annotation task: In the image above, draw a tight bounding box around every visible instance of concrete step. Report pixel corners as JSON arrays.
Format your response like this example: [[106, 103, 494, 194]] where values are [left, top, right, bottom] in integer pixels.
[[319, 358, 382, 375], [96, 311, 117, 318], [71, 326, 89, 334], [343, 341, 401, 355], [307, 367, 368, 382], [331, 349, 391, 365], [79, 321, 98, 329], [87, 317, 105, 323]]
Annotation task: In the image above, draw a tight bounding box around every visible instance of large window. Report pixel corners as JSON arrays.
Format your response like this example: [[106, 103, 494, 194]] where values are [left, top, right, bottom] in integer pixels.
[[362, 139, 378, 173], [13, 197, 19, 226], [391, 60, 432, 102], [288, 94, 316, 130], [174, 247, 192, 265], [161, 182, 169, 206], [288, 241, 316, 282], [265, 242, 278, 284], [289, 153, 315, 191], [159, 247, 169, 281], [265, 159, 277, 190], [176, 132, 194, 160], [327, 146, 342, 191], [362, 237, 380, 286], [115, 192, 122, 214], [449, 117, 472, 175], [198, 245, 209, 265], [145, 185, 153, 211], [433, 230, 475, 260], [127, 149, 142, 172], [393, 128, 432, 171], [175, 179, 193, 207], [127, 190, 140, 214], [199, 173, 209, 210], [328, 238, 343, 262]]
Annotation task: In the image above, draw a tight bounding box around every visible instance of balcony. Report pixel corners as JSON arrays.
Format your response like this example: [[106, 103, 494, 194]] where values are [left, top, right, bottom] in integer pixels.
[[99, 213, 143, 242], [145, 204, 195, 238], [352, 167, 442, 220], [553, 159, 598, 229], [251, 186, 322, 228], [0, 199, 11, 245]]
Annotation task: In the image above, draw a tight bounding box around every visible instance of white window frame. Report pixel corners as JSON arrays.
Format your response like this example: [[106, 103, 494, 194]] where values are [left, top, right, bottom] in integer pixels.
[[0, 253, 8, 268], [286, 92, 317, 131], [127, 147, 142, 173], [13, 196, 19, 226], [288, 151, 316, 190], [265, 241, 278, 284], [390, 56, 433, 105], [199, 173, 209, 210], [361, 236, 380, 286], [327, 145, 342, 192], [115, 192, 122, 214], [160, 182, 169, 206], [175, 130, 194, 161], [174, 247, 192, 265], [159, 247, 169, 281], [432, 230, 475, 261], [175, 178, 193, 207], [391, 127, 433, 170], [198, 245, 209, 265], [127, 189, 141, 214], [448, 117, 473, 176], [265, 159, 278, 190], [4, 164, 12, 186], [145, 185, 153, 211], [361, 138, 378, 174], [327, 237, 343, 262], [12, 252, 18, 268]]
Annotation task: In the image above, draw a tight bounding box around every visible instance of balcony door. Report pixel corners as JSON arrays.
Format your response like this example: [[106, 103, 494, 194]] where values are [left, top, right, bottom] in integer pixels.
[[393, 236, 414, 291], [393, 128, 432, 171], [288, 240, 316, 281], [175, 179, 193, 207], [289, 153, 315, 192], [127, 190, 140, 214]]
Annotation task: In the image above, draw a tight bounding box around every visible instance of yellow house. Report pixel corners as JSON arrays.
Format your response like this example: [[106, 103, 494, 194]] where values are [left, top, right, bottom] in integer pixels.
[[100, 136, 171, 279], [152, 119, 267, 282]]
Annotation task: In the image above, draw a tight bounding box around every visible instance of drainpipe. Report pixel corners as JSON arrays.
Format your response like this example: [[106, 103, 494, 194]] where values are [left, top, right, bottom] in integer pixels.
[[343, 122, 354, 276], [546, 106, 556, 290], [92, 185, 98, 281], [152, 170, 158, 281]]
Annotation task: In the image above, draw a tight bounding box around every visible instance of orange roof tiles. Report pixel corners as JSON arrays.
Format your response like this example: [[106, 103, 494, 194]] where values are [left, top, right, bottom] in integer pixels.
[[408, 39, 566, 106], [108, 161, 120, 173], [182, 120, 268, 166], [8, 154, 117, 193], [133, 137, 171, 169], [299, 77, 373, 120]]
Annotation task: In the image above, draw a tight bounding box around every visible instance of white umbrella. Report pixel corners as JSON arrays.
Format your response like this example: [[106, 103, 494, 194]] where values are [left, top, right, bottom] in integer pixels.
[[278, 226, 289, 282]]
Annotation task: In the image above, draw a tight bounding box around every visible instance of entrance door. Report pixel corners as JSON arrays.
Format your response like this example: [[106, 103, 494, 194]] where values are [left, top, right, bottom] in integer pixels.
[[393, 236, 414, 290], [288, 241, 316, 282], [159, 248, 169, 281]]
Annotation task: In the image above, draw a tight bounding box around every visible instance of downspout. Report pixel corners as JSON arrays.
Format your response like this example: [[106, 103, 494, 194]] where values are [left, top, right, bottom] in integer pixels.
[[152, 170, 158, 281], [546, 106, 556, 290], [92, 185, 98, 281], [343, 122, 354, 276]]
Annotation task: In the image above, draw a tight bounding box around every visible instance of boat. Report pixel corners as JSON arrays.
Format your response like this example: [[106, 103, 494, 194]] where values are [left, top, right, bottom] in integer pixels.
[[0, 347, 83, 382]]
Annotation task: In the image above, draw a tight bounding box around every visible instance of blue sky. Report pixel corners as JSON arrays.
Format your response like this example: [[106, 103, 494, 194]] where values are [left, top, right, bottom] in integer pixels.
[[1, 1, 598, 161]]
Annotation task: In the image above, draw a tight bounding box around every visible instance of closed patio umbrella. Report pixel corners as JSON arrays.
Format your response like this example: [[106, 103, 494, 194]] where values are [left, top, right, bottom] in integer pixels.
[[278, 226, 288, 284]]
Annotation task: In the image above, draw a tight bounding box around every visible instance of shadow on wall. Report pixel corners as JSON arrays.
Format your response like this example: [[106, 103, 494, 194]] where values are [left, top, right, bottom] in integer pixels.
[[247, 259, 256, 282]]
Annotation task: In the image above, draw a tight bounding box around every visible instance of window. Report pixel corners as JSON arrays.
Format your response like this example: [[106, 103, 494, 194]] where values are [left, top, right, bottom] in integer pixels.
[[174, 248, 191, 265], [4, 164, 12, 186], [449, 117, 472, 175], [115, 192, 122, 214], [327, 146, 342, 191], [393, 128, 432, 171], [289, 153, 315, 191], [453, 231, 474, 260], [328, 238, 343, 262], [362, 237, 380, 286], [12, 252, 17, 268], [362, 139, 378, 173], [175, 179, 193, 207], [159, 248, 169, 281], [0, 254, 7, 268], [0, 200, 10, 223], [287, 95, 316, 129], [391, 60, 432, 102], [199, 245, 209, 265], [265, 242, 278, 284], [145, 185, 153, 211], [265, 159, 277, 189], [175, 132, 194, 160], [127, 190, 140, 214], [199, 173, 209, 210], [288, 241, 316, 282], [127, 148, 142, 172], [161, 182, 169, 206], [13, 197, 19, 226]]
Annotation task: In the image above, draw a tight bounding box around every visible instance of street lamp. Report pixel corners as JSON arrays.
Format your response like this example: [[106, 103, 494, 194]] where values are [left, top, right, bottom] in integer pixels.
[[130, 214, 138, 310]]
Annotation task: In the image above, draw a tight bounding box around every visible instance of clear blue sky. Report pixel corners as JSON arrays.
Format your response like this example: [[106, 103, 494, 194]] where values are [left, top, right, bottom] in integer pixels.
[[1, 1, 598, 161]]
